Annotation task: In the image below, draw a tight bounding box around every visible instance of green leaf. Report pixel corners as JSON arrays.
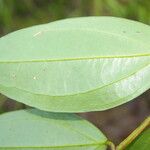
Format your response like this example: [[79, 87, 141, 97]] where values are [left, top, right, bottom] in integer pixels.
[[0, 109, 107, 150], [0, 16, 150, 112], [126, 128, 150, 150]]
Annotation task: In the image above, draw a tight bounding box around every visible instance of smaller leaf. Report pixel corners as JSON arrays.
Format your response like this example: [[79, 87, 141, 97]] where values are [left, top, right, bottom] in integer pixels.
[[126, 128, 150, 150], [0, 109, 107, 150]]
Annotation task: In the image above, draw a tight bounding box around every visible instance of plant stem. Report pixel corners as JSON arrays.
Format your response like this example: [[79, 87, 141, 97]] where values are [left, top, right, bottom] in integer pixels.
[[116, 116, 150, 150], [106, 141, 116, 150]]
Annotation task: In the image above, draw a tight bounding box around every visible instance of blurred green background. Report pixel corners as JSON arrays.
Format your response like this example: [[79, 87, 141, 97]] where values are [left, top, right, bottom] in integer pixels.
[[0, 0, 150, 146], [0, 0, 150, 35]]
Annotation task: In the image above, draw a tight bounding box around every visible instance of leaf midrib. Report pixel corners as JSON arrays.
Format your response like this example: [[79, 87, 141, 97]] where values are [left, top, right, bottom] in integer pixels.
[[0, 53, 150, 63], [0, 141, 106, 149]]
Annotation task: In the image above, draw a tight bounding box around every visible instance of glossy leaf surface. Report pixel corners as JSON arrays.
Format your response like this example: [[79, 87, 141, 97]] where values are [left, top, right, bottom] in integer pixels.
[[0, 17, 150, 112], [126, 128, 150, 150], [0, 109, 107, 150]]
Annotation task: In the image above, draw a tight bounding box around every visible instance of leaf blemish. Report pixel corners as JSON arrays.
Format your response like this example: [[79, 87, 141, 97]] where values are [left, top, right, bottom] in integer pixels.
[[33, 76, 37, 80], [33, 31, 42, 37], [11, 74, 16, 78]]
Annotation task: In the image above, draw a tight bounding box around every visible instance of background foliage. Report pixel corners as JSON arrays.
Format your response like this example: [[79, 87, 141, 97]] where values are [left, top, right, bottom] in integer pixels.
[[0, 0, 150, 145]]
